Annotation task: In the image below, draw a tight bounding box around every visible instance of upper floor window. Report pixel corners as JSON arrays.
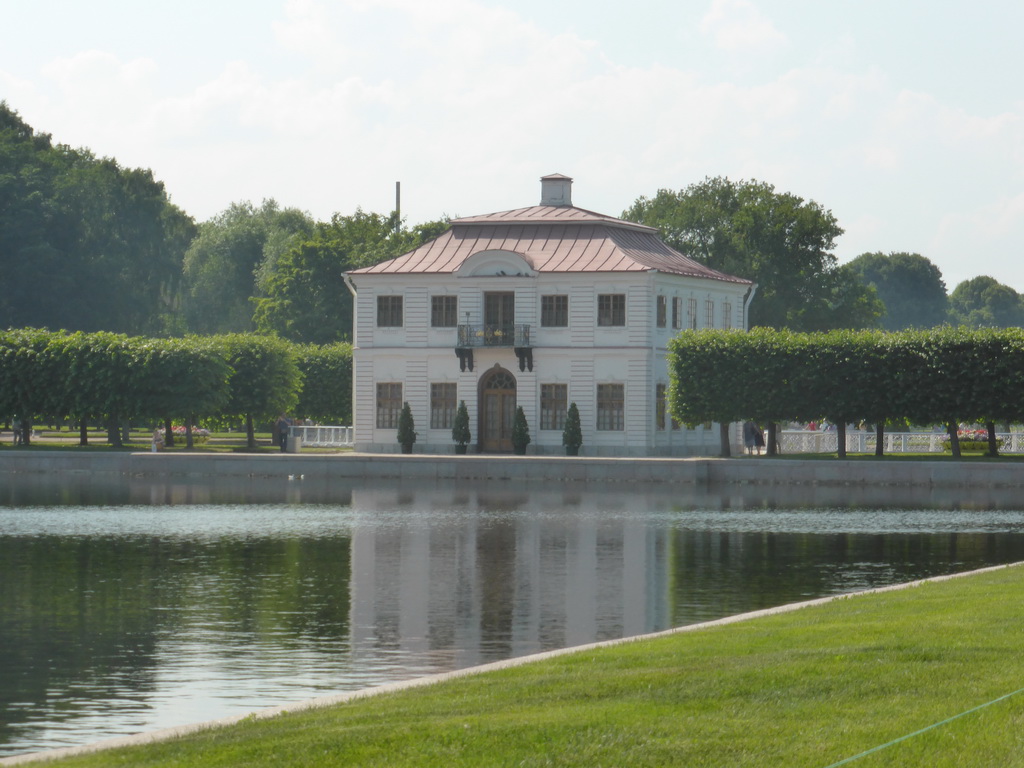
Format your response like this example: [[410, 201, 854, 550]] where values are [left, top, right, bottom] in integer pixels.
[[431, 295, 458, 327], [597, 294, 626, 327], [705, 299, 715, 328], [656, 295, 667, 328], [541, 295, 569, 327], [687, 298, 698, 330], [722, 301, 733, 329], [672, 297, 682, 329], [377, 295, 403, 327]]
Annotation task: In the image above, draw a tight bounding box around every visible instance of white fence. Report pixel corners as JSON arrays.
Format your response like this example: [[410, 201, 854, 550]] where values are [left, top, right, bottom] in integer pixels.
[[289, 425, 354, 448], [780, 430, 1024, 454]]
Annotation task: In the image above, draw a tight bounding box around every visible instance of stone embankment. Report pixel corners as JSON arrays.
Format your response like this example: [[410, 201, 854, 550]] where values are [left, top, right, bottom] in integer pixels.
[[1, 451, 1022, 489]]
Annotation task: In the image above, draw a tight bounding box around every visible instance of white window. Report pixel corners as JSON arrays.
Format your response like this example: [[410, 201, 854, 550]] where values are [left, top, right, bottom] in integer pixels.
[[597, 384, 624, 431], [377, 296, 403, 327], [541, 295, 569, 327], [430, 383, 457, 428], [376, 383, 402, 428], [598, 294, 626, 327], [431, 296, 458, 327], [540, 384, 567, 430]]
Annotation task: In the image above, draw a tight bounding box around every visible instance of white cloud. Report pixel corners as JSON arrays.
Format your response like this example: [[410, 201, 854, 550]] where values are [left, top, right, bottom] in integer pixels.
[[699, 0, 787, 55], [8, 0, 1024, 291]]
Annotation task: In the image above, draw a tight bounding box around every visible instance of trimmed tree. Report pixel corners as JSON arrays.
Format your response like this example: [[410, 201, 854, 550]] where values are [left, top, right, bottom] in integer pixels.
[[397, 402, 416, 453], [511, 406, 531, 455], [562, 402, 582, 456], [217, 334, 302, 450], [452, 400, 471, 453]]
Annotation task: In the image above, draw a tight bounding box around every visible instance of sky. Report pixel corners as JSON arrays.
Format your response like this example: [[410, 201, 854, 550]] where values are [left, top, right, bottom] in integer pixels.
[[3, 0, 1024, 291]]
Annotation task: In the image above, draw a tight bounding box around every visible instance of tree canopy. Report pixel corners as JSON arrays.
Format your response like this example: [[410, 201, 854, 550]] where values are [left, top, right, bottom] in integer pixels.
[[947, 276, 1024, 328], [623, 177, 882, 331], [181, 200, 315, 335], [0, 102, 196, 335], [252, 211, 449, 343], [845, 251, 949, 330]]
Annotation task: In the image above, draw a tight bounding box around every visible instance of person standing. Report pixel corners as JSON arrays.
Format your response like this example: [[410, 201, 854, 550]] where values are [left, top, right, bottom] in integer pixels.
[[276, 413, 293, 452]]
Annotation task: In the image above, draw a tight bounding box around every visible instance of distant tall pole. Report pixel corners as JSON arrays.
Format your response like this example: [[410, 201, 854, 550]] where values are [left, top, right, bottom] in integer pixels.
[[395, 181, 401, 233]]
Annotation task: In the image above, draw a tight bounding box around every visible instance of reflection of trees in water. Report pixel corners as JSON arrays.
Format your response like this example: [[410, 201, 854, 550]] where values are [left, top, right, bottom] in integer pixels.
[[0, 534, 352, 749], [666, 529, 1024, 627]]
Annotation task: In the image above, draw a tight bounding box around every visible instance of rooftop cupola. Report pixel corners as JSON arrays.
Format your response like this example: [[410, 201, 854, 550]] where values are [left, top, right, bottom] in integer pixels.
[[540, 173, 573, 206]]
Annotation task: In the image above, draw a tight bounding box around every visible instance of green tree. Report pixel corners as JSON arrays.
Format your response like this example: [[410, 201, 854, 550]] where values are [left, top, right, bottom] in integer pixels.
[[134, 336, 231, 446], [253, 211, 450, 343], [217, 334, 302, 449], [182, 200, 314, 334], [846, 252, 949, 330], [294, 343, 352, 423], [623, 177, 881, 331], [511, 406, 531, 455], [0, 102, 196, 334], [397, 401, 417, 453], [562, 402, 582, 456], [452, 400, 471, 453], [947, 276, 1024, 328]]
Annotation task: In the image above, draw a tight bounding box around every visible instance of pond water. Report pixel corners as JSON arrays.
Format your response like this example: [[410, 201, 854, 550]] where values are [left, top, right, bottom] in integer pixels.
[[4, 474, 1024, 758]]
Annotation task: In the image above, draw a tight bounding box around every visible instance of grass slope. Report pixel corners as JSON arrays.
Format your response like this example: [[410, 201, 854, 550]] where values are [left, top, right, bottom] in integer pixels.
[[33, 566, 1024, 767]]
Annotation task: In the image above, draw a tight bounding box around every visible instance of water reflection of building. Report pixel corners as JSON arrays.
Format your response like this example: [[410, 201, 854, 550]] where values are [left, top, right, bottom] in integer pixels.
[[349, 487, 671, 671]]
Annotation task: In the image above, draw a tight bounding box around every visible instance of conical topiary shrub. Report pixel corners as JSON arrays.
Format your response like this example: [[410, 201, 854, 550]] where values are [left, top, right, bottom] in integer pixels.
[[562, 401, 582, 456], [511, 405, 531, 455], [452, 400, 471, 454], [397, 401, 417, 454]]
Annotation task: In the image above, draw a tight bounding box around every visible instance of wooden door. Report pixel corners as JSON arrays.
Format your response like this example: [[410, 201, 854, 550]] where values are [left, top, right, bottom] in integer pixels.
[[480, 369, 517, 452]]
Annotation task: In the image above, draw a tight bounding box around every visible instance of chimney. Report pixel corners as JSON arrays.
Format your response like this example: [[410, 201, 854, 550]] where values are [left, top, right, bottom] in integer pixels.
[[540, 173, 573, 206]]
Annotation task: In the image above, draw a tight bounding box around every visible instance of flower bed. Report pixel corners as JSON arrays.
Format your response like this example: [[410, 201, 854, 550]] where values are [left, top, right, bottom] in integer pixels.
[[940, 429, 1002, 452], [171, 425, 210, 445]]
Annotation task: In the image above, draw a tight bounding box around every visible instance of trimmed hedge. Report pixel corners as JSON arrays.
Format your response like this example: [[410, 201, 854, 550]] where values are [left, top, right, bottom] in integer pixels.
[[668, 327, 1024, 457]]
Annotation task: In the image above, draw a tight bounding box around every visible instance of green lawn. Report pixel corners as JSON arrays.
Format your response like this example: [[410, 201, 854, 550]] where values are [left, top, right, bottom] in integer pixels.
[[39, 565, 1024, 767]]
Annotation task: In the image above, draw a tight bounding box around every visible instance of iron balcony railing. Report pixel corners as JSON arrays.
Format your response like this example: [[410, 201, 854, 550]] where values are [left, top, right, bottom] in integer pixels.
[[457, 324, 531, 348]]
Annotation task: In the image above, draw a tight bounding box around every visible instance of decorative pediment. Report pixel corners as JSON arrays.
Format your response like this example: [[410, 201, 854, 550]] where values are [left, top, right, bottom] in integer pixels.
[[456, 249, 537, 278]]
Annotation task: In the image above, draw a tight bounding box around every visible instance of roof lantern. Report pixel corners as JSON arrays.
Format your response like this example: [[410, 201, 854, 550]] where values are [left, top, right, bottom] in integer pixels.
[[540, 173, 573, 207]]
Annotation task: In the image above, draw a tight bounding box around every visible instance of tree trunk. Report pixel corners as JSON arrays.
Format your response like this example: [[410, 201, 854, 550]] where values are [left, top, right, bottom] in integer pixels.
[[164, 417, 174, 448], [875, 423, 884, 457], [946, 423, 961, 458], [79, 420, 89, 447], [836, 422, 847, 459], [246, 414, 256, 450], [20, 418, 31, 446], [766, 422, 778, 456], [719, 422, 732, 458], [108, 415, 122, 447], [986, 421, 999, 457]]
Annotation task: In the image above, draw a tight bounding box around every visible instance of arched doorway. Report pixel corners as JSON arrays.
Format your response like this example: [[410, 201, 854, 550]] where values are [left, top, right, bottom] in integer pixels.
[[479, 367, 517, 453]]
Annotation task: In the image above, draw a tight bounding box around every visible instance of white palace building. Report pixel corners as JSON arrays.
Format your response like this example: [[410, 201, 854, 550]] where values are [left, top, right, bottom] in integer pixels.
[[345, 174, 755, 456]]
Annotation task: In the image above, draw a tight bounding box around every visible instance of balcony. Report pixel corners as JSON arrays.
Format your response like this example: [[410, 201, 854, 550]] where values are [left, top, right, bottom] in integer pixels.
[[455, 324, 532, 372], [457, 324, 530, 348]]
